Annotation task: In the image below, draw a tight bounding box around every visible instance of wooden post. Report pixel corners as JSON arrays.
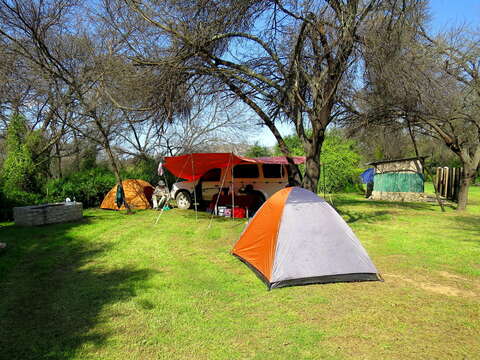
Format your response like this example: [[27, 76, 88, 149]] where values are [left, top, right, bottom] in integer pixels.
[[443, 167, 449, 198], [450, 168, 455, 200], [438, 167, 444, 196], [436, 167, 441, 191], [453, 167, 460, 202], [447, 168, 453, 199]]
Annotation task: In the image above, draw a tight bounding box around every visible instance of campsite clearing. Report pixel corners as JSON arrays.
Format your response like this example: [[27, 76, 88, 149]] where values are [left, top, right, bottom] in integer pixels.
[[0, 186, 479, 359]]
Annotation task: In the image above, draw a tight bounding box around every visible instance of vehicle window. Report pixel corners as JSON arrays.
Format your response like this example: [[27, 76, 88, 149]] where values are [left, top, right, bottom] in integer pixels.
[[233, 164, 259, 178], [201, 168, 221, 181], [262, 164, 283, 178]]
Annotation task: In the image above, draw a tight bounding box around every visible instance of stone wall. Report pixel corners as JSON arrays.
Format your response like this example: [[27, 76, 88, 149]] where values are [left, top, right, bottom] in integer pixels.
[[370, 191, 431, 202], [13, 203, 83, 226]]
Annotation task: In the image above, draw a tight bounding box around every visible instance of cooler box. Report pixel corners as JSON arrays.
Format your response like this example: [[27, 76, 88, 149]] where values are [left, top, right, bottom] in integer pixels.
[[233, 207, 246, 218]]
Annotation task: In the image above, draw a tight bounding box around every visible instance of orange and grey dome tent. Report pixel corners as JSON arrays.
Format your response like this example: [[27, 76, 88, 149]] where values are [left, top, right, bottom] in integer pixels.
[[100, 179, 154, 210], [232, 187, 381, 289]]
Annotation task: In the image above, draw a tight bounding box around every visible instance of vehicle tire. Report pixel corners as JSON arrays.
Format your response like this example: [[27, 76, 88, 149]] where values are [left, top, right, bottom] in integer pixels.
[[176, 191, 192, 210]]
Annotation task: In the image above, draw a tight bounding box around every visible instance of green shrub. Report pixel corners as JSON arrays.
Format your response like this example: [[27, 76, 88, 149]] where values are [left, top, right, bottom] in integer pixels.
[[274, 130, 363, 193], [0, 184, 43, 221], [44, 167, 116, 208], [122, 156, 161, 185], [319, 132, 363, 193], [245, 142, 272, 157], [2, 115, 35, 194]]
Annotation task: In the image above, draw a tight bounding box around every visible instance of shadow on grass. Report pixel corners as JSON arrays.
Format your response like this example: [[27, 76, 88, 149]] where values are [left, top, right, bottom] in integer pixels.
[[333, 197, 451, 212], [336, 209, 392, 224], [453, 216, 480, 243], [0, 219, 153, 360]]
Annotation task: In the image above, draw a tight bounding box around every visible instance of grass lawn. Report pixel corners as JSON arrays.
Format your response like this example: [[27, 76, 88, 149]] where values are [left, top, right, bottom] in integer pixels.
[[0, 185, 479, 359]]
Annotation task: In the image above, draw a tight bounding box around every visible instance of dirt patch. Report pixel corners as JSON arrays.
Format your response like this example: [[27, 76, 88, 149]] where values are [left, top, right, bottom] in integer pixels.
[[437, 271, 467, 281], [385, 274, 479, 298]]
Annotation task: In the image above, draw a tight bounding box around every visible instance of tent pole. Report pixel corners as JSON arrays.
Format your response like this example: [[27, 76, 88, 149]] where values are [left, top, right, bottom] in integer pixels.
[[208, 155, 231, 228], [191, 154, 198, 221], [231, 153, 235, 220]]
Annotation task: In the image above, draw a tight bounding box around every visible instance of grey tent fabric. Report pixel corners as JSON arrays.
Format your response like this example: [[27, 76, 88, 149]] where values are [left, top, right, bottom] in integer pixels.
[[270, 188, 379, 288]]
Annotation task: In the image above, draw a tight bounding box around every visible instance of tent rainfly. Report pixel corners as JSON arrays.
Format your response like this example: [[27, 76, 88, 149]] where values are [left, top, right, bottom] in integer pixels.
[[232, 187, 381, 289], [100, 179, 154, 210]]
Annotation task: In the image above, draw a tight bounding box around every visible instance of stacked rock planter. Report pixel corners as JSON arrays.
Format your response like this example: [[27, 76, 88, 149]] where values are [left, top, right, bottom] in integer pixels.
[[13, 202, 83, 226]]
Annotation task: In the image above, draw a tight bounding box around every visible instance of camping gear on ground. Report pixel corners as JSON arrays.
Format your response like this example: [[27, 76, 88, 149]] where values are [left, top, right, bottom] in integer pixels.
[[152, 182, 169, 210], [360, 168, 375, 184], [101, 179, 154, 210], [115, 184, 125, 208], [216, 206, 227, 216], [213, 205, 246, 218], [232, 206, 246, 218], [232, 187, 381, 289], [163, 153, 305, 211], [209, 192, 258, 216], [360, 168, 375, 198]]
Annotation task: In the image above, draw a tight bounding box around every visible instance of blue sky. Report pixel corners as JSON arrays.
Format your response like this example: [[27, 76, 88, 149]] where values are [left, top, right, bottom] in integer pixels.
[[428, 0, 480, 32], [253, 1, 480, 147]]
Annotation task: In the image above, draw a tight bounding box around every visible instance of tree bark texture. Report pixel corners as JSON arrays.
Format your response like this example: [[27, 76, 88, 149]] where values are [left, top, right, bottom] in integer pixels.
[[457, 167, 477, 211], [301, 133, 324, 193], [102, 136, 132, 213]]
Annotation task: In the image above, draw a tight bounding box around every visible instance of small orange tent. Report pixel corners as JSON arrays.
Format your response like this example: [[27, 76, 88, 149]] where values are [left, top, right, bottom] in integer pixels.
[[100, 179, 154, 210]]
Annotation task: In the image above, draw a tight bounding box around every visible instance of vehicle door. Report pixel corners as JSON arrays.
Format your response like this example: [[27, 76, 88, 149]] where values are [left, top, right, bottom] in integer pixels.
[[199, 168, 222, 201]]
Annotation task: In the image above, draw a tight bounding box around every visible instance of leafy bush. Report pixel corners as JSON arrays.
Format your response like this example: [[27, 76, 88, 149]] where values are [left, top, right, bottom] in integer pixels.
[[274, 130, 363, 193], [245, 142, 272, 157], [122, 156, 177, 188], [122, 157, 160, 185], [44, 167, 116, 208], [2, 115, 36, 194], [319, 132, 363, 193], [0, 151, 178, 221], [0, 182, 44, 221]]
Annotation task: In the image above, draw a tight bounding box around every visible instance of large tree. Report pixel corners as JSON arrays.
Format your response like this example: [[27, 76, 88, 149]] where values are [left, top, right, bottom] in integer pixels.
[[0, 0, 189, 210], [111, 0, 422, 192], [360, 22, 480, 210]]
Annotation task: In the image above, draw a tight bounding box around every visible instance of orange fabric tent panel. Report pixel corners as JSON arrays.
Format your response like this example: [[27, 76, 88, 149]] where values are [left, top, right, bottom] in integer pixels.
[[100, 179, 154, 210], [231, 187, 292, 281]]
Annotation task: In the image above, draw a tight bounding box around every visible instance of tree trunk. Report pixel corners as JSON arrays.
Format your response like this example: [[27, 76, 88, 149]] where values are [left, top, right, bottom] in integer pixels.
[[303, 152, 321, 192], [284, 163, 302, 187], [73, 133, 80, 171], [457, 167, 476, 211], [302, 135, 324, 193], [103, 139, 132, 213], [55, 142, 62, 178]]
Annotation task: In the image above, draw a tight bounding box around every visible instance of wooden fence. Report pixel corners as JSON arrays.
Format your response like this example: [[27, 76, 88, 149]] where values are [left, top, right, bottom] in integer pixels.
[[435, 167, 463, 202]]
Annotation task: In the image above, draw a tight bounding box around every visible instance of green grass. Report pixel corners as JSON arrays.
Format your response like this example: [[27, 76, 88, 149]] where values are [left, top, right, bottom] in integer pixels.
[[0, 186, 479, 359]]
